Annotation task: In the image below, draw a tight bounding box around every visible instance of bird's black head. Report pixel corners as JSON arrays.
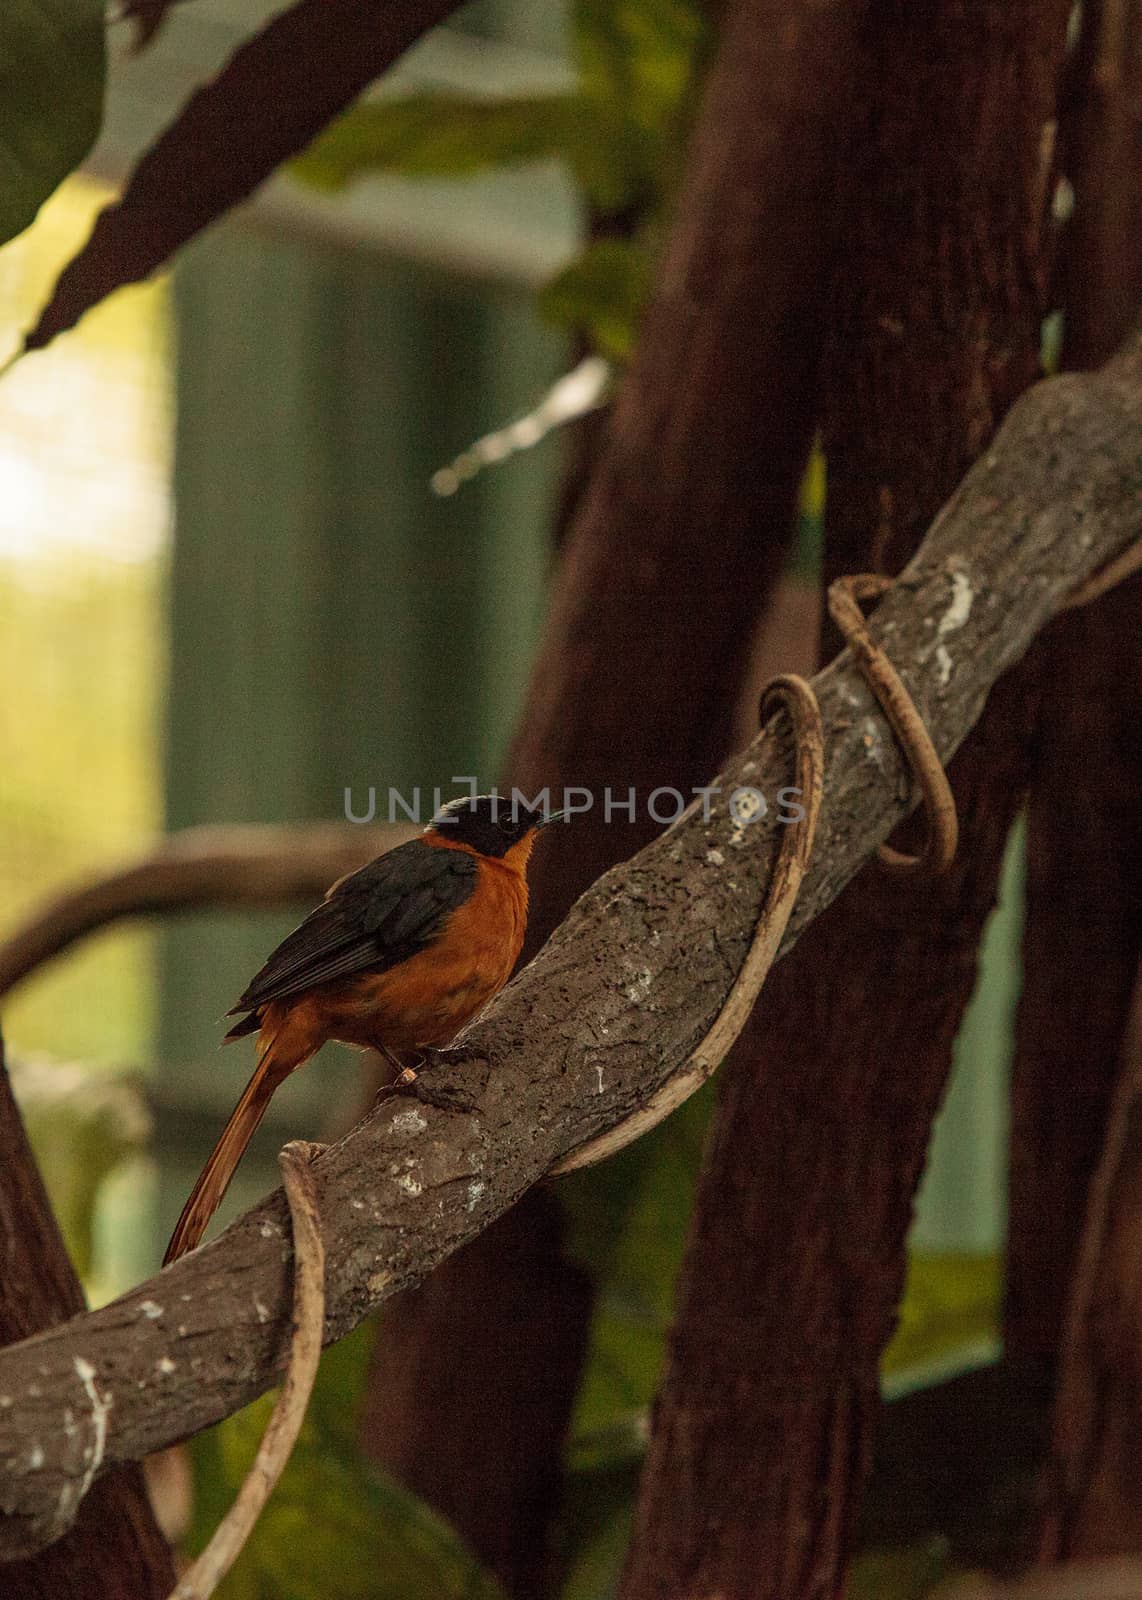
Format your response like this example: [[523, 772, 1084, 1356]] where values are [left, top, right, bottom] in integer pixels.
[[427, 793, 563, 858]]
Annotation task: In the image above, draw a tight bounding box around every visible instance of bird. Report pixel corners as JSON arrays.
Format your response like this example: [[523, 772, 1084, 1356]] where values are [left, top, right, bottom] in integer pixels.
[[163, 794, 561, 1265]]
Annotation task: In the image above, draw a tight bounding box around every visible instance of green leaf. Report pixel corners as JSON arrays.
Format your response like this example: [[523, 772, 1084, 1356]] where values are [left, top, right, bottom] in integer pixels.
[[293, 91, 640, 214], [188, 1320, 507, 1600], [293, 94, 572, 186], [0, 0, 105, 248], [883, 1254, 1002, 1385], [539, 237, 655, 361], [571, 0, 710, 202], [849, 1540, 952, 1600], [557, 1459, 639, 1600], [573, 0, 707, 128]]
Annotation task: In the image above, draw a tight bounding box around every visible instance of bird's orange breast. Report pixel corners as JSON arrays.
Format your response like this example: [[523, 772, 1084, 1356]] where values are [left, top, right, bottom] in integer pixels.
[[315, 844, 531, 1053]]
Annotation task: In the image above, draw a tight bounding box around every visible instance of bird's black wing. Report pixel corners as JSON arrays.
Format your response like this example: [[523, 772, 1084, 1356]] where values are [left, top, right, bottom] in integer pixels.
[[228, 841, 478, 1016]]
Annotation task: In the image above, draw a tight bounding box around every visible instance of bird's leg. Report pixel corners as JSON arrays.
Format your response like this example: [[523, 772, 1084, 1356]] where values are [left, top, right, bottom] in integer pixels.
[[378, 1044, 410, 1080], [391, 1046, 446, 1087]]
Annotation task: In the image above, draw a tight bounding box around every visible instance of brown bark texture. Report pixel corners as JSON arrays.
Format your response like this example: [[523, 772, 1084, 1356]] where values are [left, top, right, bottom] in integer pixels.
[[0, 1040, 175, 1597], [1058, 0, 1142, 370], [362, 0, 861, 1587], [1005, 0, 1142, 1384], [1006, 582, 1142, 1370], [0, 337, 1138, 1559], [1039, 974, 1142, 1560], [621, 6, 1074, 1597]]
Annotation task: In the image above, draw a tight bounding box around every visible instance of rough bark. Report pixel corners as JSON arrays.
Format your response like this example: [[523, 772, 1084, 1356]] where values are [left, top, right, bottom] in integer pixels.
[[0, 339, 1138, 1559], [362, 0, 861, 1587], [1006, 582, 1142, 1368], [1057, 0, 1142, 371], [1039, 974, 1142, 1559], [622, 8, 1074, 1596], [1005, 0, 1142, 1374], [0, 1040, 175, 1597]]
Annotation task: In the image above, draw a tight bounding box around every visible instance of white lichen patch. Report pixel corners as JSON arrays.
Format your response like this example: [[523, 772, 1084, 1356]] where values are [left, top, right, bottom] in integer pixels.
[[139, 1300, 163, 1320], [73, 1357, 109, 1495], [938, 570, 974, 637], [156, 1357, 176, 1376], [351, 1197, 365, 1210], [367, 1269, 393, 1296], [258, 1220, 281, 1239], [466, 1179, 487, 1211], [394, 1172, 422, 1197], [391, 1107, 428, 1136], [253, 1299, 270, 1325], [706, 848, 725, 867], [624, 968, 653, 1002], [595, 1064, 605, 1096], [935, 644, 954, 686]]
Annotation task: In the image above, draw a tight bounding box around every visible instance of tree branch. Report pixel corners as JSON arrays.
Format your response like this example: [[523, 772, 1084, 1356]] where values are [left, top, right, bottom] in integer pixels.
[[0, 823, 408, 1000], [0, 335, 1139, 1560]]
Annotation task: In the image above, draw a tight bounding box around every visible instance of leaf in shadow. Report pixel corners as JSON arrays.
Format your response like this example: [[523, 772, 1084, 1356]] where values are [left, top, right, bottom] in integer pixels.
[[538, 236, 655, 360], [0, 0, 105, 251], [24, 0, 463, 353]]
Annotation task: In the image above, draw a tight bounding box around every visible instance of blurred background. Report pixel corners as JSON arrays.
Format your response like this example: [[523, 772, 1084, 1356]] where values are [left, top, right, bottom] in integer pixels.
[[0, 0, 1026, 1590]]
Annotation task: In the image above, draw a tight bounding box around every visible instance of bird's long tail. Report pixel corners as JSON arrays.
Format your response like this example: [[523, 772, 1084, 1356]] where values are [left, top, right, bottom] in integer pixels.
[[163, 1018, 313, 1265]]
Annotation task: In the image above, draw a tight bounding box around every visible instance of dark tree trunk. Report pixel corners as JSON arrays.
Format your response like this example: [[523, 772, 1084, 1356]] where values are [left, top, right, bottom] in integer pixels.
[[1006, 584, 1142, 1371], [1056, 0, 1142, 372], [0, 1041, 175, 1598], [361, 0, 861, 1589], [1005, 0, 1142, 1375], [1007, 0, 1142, 1548], [1039, 969, 1142, 1561], [622, 4, 1072, 1596]]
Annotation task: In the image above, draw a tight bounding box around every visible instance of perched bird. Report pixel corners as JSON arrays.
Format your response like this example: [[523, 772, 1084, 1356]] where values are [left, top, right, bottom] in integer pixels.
[[164, 794, 560, 1264]]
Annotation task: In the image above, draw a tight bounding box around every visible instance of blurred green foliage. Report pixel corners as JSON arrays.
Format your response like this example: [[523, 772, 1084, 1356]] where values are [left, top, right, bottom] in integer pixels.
[[13, 1054, 151, 1281], [188, 1323, 507, 1600], [0, 0, 105, 250], [293, 0, 711, 357]]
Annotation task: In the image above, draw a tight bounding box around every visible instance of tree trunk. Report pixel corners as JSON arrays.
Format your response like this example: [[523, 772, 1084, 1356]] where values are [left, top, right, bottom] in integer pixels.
[[622, 5, 1073, 1596], [1039, 969, 1142, 1561], [0, 1040, 175, 1598], [1006, 584, 1142, 1370], [1008, 0, 1142, 1548], [361, 0, 861, 1589], [1056, 0, 1142, 372], [1005, 0, 1142, 1374]]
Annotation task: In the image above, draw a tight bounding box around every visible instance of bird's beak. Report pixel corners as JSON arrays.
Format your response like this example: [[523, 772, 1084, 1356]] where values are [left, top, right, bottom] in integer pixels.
[[538, 808, 566, 828]]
